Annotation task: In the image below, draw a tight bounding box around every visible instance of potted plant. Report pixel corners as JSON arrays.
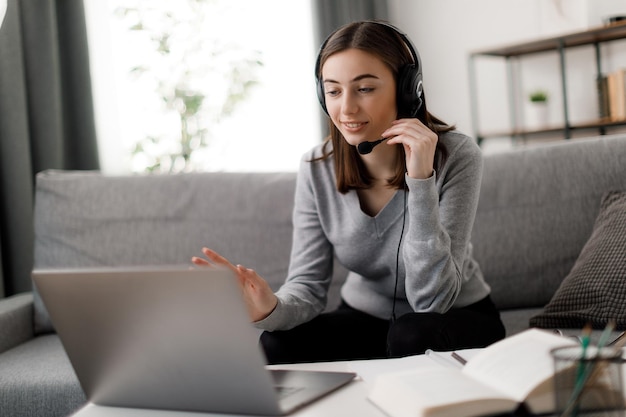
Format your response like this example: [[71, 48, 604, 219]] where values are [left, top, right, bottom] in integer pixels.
[[527, 89, 549, 128], [115, 3, 263, 173], [529, 90, 548, 103]]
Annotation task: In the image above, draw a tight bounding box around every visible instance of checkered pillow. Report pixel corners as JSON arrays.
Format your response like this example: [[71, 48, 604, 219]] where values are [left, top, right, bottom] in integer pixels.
[[529, 191, 626, 330]]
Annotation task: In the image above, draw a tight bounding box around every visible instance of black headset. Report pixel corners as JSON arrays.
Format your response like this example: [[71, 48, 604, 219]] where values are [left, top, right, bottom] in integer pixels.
[[314, 21, 424, 119]]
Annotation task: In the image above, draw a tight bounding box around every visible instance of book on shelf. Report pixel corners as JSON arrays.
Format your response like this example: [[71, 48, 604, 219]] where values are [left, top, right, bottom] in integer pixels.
[[599, 68, 626, 121], [367, 328, 581, 417], [597, 74, 610, 119], [609, 69, 626, 121]]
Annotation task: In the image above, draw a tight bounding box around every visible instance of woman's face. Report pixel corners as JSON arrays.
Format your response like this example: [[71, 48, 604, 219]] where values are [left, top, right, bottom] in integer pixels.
[[321, 48, 397, 148]]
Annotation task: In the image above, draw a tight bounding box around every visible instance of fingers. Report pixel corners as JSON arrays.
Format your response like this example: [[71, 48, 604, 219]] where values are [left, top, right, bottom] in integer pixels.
[[201, 247, 231, 265], [383, 118, 438, 180], [234, 265, 247, 287], [190, 247, 276, 321], [191, 256, 210, 266], [191, 248, 239, 274], [235, 265, 278, 322], [384, 118, 437, 145], [235, 265, 272, 301], [235, 264, 261, 289]]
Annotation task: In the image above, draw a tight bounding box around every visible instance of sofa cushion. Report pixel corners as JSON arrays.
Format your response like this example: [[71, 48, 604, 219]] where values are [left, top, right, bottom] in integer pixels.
[[529, 190, 626, 329], [0, 293, 34, 354], [0, 334, 86, 417], [499, 307, 544, 336], [472, 135, 626, 311]]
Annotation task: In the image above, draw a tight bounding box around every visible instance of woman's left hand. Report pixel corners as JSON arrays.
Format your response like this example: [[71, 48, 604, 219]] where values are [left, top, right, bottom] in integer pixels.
[[384, 118, 438, 180]]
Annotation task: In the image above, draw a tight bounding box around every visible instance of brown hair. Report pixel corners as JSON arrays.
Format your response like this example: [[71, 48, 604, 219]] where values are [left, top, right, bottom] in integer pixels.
[[313, 20, 454, 194]]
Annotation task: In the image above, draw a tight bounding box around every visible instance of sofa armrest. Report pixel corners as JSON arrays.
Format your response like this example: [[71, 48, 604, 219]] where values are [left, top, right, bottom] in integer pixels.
[[0, 292, 34, 354]]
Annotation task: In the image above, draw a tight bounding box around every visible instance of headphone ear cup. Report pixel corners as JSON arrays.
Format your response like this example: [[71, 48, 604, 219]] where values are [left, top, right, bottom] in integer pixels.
[[316, 79, 328, 115], [397, 64, 423, 118]]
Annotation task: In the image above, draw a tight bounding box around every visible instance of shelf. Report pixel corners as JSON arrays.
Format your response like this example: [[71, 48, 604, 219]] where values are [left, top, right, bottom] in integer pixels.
[[477, 118, 626, 141], [469, 21, 626, 144], [471, 21, 626, 57]]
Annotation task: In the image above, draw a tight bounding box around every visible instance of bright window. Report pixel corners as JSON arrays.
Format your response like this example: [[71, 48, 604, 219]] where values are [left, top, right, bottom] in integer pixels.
[[85, 0, 320, 174]]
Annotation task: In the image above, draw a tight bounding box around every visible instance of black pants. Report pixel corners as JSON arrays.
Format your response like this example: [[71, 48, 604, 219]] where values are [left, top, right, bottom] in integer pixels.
[[259, 296, 506, 364]]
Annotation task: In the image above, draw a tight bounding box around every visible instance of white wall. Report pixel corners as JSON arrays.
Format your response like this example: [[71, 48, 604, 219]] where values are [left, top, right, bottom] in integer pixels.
[[389, 0, 626, 153]]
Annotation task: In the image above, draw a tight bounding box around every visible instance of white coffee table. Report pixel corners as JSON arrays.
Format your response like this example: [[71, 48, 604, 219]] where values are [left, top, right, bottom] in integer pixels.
[[71, 353, 461, 417]]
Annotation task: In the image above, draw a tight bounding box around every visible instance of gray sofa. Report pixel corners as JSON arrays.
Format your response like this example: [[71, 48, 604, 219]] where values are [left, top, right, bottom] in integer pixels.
[[0, 134, 625, 417]]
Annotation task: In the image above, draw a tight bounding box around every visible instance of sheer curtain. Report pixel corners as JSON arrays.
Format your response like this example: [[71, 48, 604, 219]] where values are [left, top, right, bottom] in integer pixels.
[[0, 0, 389, 298], [0, 0, 99, 298]]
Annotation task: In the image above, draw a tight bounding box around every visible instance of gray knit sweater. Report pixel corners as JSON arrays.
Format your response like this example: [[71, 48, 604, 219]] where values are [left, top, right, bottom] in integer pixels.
[[256, 131, 491, 331]]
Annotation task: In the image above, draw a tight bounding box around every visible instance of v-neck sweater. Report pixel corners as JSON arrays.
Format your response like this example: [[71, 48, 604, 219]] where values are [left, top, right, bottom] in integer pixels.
[[256, 131, 491, 331]]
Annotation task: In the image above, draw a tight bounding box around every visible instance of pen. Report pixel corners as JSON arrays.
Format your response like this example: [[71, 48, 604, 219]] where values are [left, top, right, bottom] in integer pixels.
[[560, 322, 616, 417], [424, 349, 465, 368], [576, 324, 592, 380], [596, 320, 616, 350], [451, 351, 467, 366], [608, 330, 626, 348]]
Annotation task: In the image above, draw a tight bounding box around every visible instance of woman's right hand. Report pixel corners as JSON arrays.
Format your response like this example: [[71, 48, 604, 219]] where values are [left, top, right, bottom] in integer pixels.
[[191, 248, 278, 322]]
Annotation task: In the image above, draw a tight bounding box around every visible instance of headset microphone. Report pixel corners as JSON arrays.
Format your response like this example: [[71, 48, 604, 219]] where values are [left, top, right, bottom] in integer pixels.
[[357, 138, 387, 155]]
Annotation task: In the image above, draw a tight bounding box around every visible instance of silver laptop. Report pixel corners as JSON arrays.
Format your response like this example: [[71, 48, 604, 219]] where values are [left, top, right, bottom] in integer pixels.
[[32, 266, 355, 415]]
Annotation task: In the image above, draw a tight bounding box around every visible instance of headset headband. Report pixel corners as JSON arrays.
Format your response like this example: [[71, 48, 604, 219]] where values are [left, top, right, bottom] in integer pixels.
[[314, 21, 420, 79], [314, 20, 423, 118]]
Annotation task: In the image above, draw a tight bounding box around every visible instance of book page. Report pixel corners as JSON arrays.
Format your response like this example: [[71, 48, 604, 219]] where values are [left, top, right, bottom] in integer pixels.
[[349, 353, 444, 384], [462, 329, 577, 402], [369, 367, 518, 417]]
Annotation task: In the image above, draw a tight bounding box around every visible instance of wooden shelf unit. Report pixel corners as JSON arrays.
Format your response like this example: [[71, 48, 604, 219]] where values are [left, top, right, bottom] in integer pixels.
[[469, 21, 626, 144]]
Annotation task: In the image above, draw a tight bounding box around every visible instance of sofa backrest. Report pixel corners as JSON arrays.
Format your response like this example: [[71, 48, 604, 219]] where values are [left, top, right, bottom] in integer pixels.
[[472, 135, 626, 310], [33, 171, 301, 334], [33, 135, 626, 333]]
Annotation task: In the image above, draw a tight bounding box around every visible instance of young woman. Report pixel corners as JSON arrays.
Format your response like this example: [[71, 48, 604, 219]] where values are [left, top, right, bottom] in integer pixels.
[[192, 20, 505, 364]]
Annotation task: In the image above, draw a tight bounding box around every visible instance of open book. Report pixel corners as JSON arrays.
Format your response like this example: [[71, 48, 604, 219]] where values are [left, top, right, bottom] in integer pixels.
[[368, 328, 580, 417]]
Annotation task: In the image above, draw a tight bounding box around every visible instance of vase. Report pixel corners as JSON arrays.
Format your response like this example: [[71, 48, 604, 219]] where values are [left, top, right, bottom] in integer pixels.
[[526, 102, 549, 129]]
